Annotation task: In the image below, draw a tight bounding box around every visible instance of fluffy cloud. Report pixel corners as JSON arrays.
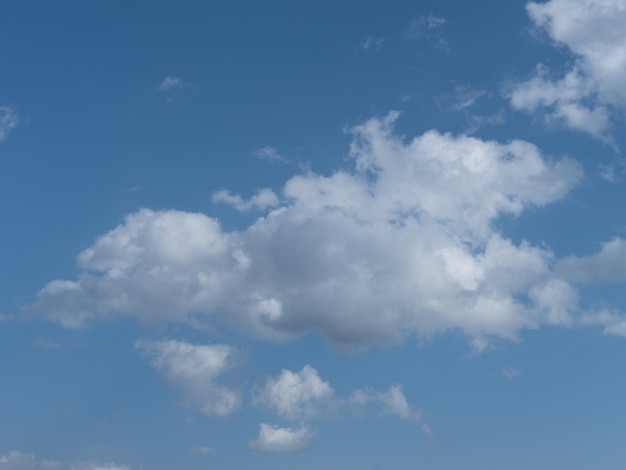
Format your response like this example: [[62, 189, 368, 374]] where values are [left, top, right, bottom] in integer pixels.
[[0, 452, 128, 470], [350, 385, 432, 436], [0, 106, 19, 142], [27, 113, 590, 350], [510, 0, 626, 139], [135, 339, 242, 417], [556, 237, 626, 284], [248, 424, 316, 452], [253, 365, 334, 420]]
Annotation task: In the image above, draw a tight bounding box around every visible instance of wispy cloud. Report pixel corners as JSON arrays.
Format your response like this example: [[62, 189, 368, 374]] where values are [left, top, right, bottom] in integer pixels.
[[360, 36, 385, 51], [189, 446, 215, 454], [252, 146, 290, 164], [406, 14, 449, 50], [0, 451, 129, 470], [32, 338, 60, 350], [0, 106, 19, 142], [158, 76, 186, 92], [501, 367, 521, 380], [136, 340, 243, 417]]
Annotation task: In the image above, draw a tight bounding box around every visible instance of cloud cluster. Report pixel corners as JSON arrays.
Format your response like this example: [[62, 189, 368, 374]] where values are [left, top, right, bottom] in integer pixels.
[[26, 112, 596, 350], [135, 340, 242, 417], [249, 365, 429, 452], [0, 452, 128, 470], [511, 0, 626, 140]]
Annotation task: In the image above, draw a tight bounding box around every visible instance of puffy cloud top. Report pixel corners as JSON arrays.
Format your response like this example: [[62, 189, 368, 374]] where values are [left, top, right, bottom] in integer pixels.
[[27, 114, 585, 350]]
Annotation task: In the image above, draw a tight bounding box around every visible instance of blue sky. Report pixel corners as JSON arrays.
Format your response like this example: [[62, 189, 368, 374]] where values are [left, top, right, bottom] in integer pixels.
[[2, 0, 626, 468]]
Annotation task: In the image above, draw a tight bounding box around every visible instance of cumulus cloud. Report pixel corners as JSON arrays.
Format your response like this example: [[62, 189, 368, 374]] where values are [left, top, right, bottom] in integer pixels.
[[26, 112, 593, 350], [510, 0, 626, 140], [0, 106, 19, 142], [556, 238, 626, 284], [135, 339, 242, 417], [350, 385, 432, 436], [212, 188, 280, 211], [253, 364, 431, 439], [248, 423, 316, 452], [0, 452, 128, 470], [253, 365, 334, 420]]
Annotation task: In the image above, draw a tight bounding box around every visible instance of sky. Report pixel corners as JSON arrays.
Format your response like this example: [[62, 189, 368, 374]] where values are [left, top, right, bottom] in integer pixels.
[[2, 0, 626, 468]]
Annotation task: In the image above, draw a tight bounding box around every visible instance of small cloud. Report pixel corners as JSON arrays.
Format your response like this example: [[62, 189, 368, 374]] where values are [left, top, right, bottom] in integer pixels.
[[248, 423, 316, 452], [252, 146, 289, 164], [349, 385, 432, 437], [501, 367, 521, 380], [135, 339, 243, 417], [252, 365, 335, 421], [598, 164, 616, 182], [121, 185, 141, 193], [212, 188, 280, 212], [32, 338, 60, 350], [158, 76, 185, 92], [406, 14, 449, 50], [438, 85, 505, 134], [597, 159, 625, 182], [0, 106, 19, 142], [360, 36, 385, 51], [189, 446, 215, 454]]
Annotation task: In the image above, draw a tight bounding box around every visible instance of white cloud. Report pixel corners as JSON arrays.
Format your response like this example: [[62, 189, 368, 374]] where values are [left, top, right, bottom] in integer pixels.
[[158, 76, 185, 92], [350, 385, 432, 436], [253, 365, 334, 420], [248, 423, 316, 452], [360, 37, 385, 51], [212, 188, 280, 211], [501, 366, 521, 379], [26, 113, 593, 350], [0, 452, 61, 470], [0, 106, 19, 142], [254, 365, 432, 437], [252, 146, 289, 164], [135, 339, 242, 417], [510, 0, 626, 140], [0, 452, 128, 470], [556, 238, 626, 284], [406, 14, 448, 50]]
